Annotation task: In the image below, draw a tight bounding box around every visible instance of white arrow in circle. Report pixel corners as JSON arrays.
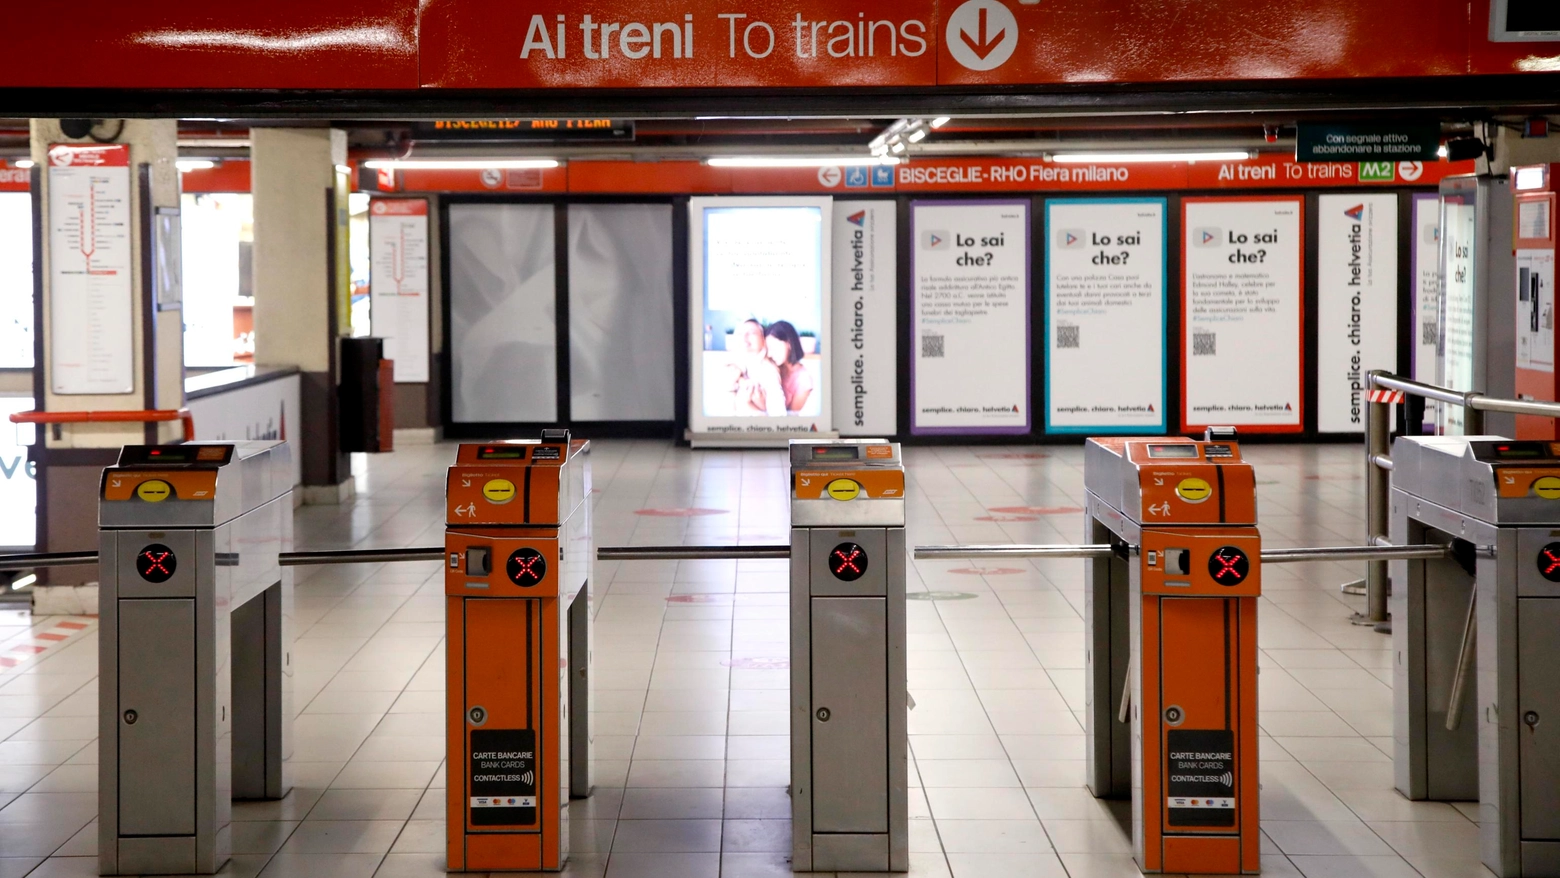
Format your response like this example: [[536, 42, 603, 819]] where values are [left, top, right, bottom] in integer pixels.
[[947, 0, 1018, 72]]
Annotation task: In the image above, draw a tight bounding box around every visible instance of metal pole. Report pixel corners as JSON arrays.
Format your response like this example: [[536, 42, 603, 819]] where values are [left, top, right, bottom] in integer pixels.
[[1364, 370, 1392, 629], [0, 551, 99, 569], [1261, 544, 1450, 563], [912, 544, 1116, 561], [597, 545, 791, 561], [1463, 392, 1487, 434], [1445, 583, 1478, 731], [279, 548, 445, 566]]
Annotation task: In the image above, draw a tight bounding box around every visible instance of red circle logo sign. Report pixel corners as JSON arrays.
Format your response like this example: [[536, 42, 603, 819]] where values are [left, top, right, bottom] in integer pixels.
[[633, 507, 728, 517]]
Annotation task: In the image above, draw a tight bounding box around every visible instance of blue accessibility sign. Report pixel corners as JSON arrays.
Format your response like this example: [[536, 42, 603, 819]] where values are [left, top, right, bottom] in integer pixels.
[[871, 165, 895, 187], [844, 166, 869, 188]]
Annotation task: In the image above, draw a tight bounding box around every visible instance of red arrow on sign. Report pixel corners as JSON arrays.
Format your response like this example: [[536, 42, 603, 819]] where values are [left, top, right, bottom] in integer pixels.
[[959, 6, 1007, 60]]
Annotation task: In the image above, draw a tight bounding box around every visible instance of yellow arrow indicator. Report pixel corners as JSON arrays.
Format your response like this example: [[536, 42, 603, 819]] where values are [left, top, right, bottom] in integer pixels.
[[826, 479, 861, 501], [1534, 476, 1560, 500], [482, 479, 517, 504], [1175, 477, 1212, 504], [136, 480, 172, 503]]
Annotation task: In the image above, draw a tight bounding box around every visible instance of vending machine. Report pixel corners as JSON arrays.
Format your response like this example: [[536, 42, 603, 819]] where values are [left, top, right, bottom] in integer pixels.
[[1512, 165, 1559, 440]]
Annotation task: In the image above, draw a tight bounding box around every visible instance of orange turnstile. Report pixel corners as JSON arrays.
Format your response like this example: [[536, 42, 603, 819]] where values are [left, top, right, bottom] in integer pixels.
[[445, 431, 592, 872], [1084, 434, 1261, 875]]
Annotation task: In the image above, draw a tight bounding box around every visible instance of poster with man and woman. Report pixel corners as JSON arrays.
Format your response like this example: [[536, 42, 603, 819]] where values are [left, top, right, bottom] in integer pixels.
[[689, 196, 831, 438]]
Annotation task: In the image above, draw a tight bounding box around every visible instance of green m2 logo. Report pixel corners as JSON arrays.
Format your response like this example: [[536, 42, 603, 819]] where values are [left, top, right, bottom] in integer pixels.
[[1358, 162, 1395, 182]]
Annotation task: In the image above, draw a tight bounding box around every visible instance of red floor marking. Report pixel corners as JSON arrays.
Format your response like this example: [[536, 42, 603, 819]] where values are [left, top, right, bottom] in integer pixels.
[[0, 617, 95, 675], [723, 657, 789, 670], [0, 657, 16, 668], [665, 594, 732, 604], [978, 452, 1050, 460], [57, 621, 88, 630], [12, 645, 46, 654], [988, 505, 1085, 515], [974, 514, 1039, 522], [36, 632, 67, 641], [947, 567, 1027, 575], [633, 507, 729, 517]]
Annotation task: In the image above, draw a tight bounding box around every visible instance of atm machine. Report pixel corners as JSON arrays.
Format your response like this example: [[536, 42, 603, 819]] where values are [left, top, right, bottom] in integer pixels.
[[1511, 165, 1559, 440], [1391, 436, 1560, 877], [789, 439, 908, 873], [98, 442, 293, 876], [1084, 433, 1261, 875], [444, 431, 592, 872]]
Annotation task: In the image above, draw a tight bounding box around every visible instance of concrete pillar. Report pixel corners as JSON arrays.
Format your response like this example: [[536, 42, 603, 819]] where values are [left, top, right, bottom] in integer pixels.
[[251, 129, 353, 503], [29, 118, 181, 586]]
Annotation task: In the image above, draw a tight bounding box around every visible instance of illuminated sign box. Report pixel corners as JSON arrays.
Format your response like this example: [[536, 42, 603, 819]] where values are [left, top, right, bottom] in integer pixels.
[[416, 119, 635, 141]]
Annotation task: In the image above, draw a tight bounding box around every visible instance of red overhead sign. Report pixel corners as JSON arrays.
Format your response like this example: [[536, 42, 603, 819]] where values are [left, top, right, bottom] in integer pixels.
[[0, 0, 1544, 90]]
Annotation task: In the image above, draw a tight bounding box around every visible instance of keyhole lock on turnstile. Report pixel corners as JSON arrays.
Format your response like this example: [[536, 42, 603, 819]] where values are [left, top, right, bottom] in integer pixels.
[[815, 707, 831, 722], [123, 710, 137, 725], [1525, 711, 1540, 729], [468, 706, 487, 726], [1164, 705, 1184, 726]]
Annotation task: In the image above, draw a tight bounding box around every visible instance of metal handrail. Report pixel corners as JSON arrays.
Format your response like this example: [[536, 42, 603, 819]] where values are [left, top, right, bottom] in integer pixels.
[[598, 545, 790, 561], [9, 408, 196, 443], [1361, 370, 1560, 629]]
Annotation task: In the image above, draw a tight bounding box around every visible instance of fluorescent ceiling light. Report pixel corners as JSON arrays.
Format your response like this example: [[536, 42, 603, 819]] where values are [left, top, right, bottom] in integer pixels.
[[335, 164, 353, 175], [706, 156, 901, 168], [890, 142, 905, 154], [908, 129, 928, 143], [10, 573, 35, 590], [12, 159, 33, 169], [361, 158, 560, 170], [1051, 150, 1253, 163], [1437, 144, 1449, 158], [176, 159, 216, 171], [930, 117, 951, 128]]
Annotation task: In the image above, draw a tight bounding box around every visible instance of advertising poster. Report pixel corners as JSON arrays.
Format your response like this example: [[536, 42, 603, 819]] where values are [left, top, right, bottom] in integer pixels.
[[911, 200, 1030, 434], [369, 198, 431, 383], [1439, 195, 1478, 434], [1045, 197, 1166, 434], [689, 196, 831, 437], [831, 200, 896, 436], [1411, 193, 1440, 431], [1516, 248, 1555, 371], [1317, 193, 1398, 433], [47, 144, 134, 395], [1181, 197, 1304, 432]]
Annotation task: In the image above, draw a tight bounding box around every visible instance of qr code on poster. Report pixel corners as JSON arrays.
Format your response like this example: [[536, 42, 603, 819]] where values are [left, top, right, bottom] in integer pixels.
[[1056, 325, 1080, 349], [1193, 332, 1216, 356], [1422, 322, 1438, 346], [921, 335, 945, 358]]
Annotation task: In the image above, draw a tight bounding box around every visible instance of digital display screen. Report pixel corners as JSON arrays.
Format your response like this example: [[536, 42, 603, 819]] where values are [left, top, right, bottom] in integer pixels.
[[119, 445, 232, 466], [477, 447, 526, 460], [1492, 444, 1547, 459], [812, 446, 859, 460], [1146, 444, 1199, 459]]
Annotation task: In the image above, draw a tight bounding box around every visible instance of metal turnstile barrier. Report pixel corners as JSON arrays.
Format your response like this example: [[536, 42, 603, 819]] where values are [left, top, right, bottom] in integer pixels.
[[444, 431, 593, 872], [1391, 436, 1560, 877], [789, 440, 908, 873], [1082, 434, 1261, 875], [98, 442, 293, 876]]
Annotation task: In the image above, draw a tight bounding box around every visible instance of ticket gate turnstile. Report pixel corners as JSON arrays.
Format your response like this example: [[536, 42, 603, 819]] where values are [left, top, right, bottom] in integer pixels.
[[1391, 436, 1560, 878], [98, 442, 293, 876], [789, 439, 907, 873], [445, 431, 592, 872], [1084, 435, 1261, 875]]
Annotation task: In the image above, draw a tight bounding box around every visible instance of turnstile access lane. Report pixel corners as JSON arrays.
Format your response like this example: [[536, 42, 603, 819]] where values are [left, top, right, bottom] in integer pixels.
[[790, 439, 907, 874], [1085, 435, 1260, 876], [98, 442, 293, 876], [445, 432, 592, 873], [1390, 436, 1560, 878]]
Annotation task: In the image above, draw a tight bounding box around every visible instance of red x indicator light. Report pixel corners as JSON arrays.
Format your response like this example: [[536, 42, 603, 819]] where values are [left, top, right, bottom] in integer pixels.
[[136, 544, 177, 583], [830, 542, 869, 582], [506, 548, 547, 587], [1207, 546, 1250, 586], [1537, 543, 1560, 582]]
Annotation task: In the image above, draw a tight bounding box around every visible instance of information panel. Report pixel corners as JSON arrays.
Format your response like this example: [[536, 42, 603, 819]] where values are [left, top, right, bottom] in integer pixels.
[[911, 200, 1030, 434], [1317, 193, 1398, 433], [1045, 197, 1166, 434], [689, 196, 830, 436], [47, 143, 133, 395], [369, 198, 431, 383], [1411, 193, 1440, 431], [1440, 193, 1478, 434], [832, 200, 896, 436], [1181, 197, 1304, 432]]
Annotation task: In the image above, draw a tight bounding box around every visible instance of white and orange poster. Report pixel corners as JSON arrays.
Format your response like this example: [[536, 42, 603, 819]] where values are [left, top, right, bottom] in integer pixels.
[[47, 143, 133, 395], [369, 198, 431, 382], [1181, 196, 1304, 432]]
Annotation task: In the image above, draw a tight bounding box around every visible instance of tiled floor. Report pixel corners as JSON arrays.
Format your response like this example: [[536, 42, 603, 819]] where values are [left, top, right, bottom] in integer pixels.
[[0, 440, 1490, 878]]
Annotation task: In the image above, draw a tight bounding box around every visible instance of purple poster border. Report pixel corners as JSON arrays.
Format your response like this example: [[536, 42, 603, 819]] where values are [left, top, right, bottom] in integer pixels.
[[909, 198, 1032, 435], [1410, 192, 1438, 431]]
